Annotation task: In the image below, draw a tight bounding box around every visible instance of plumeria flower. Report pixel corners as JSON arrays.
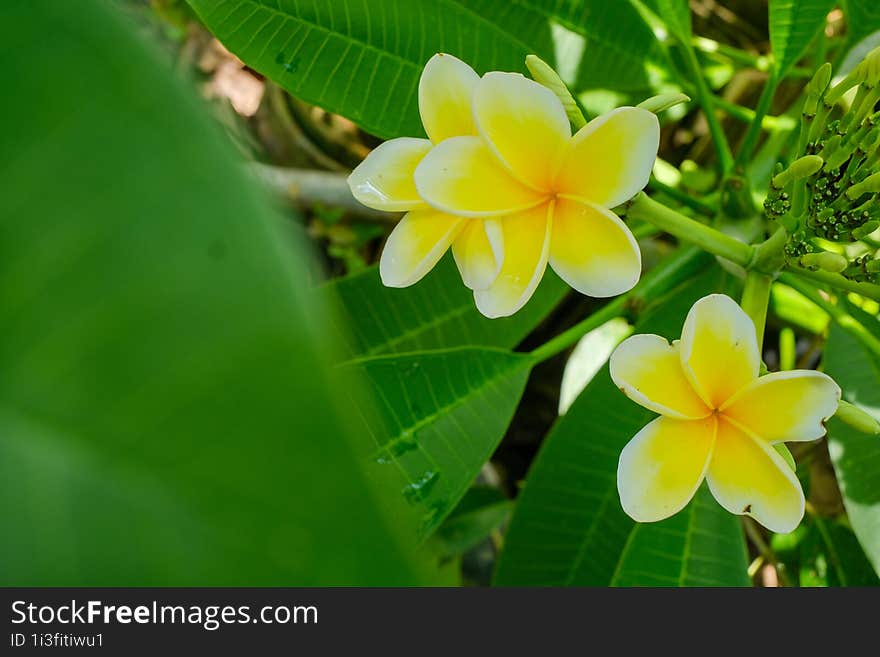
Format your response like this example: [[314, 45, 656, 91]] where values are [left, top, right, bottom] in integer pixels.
[[348, 53, 660, 318], [609, 294, 841, 533]]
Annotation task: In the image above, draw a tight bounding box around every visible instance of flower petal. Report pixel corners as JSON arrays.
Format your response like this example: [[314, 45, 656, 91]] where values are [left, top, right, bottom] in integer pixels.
[[472, 71, 570, 191], [348, 137, 432, 211], [379, 209, 465, 287], [549, 197, 641, 297], [414, 136, 548, 217], [555, 107, 659, 208], [721, 371, 842, 443], [617, 416, 716, 523], [679, 294, 760, 409], [707, 417, 805, 533], [419, 53, 479, 144], [473, 202, 552, 318], [452, 218, 503, 290], [610, 334, 711, 420]]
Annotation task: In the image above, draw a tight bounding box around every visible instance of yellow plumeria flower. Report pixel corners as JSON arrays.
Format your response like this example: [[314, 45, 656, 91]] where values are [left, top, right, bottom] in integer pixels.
[[348, 53, 660, 318], [349, 54, 503, 298], [609, 294, 841, 533]]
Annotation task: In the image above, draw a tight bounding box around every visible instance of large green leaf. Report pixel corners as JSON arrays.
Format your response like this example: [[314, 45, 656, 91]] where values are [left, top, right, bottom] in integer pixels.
[[343, 347, 534, 536], [0, 0, 433, 585], [322, 256, 567, 359], [769, 0, 836, 78], [494, 267, 751, 586], [652, 0, 692, 43], [520, 0, 666, 93], [824, 307, 880, 578], [187, 0, 555, 138], [843, 1, 880, 49]]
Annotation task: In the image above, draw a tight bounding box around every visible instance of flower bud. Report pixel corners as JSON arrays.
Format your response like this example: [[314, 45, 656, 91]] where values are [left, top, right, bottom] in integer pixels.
[[846, 172, 880, 199], [835, 400, 880, 435], [771, 155, 824, 189], [525, 55, 585, 129], [853, 220, 880, 240], [799, 251, 849, 272], [637, 92, 691, 114]]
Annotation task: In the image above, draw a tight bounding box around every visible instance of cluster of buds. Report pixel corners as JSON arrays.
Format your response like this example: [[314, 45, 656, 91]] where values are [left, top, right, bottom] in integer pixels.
[[764, 49, 880, 283]]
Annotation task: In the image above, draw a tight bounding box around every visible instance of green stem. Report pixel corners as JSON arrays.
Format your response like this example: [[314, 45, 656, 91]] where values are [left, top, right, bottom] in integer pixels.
[[692, 36, 770, 70], [714, 97, 796, 131], [778, 273, 880, 359], [785, 265, 880, 302], [529, 247, 707, 363], [626, 193, 754, 265], [740, 271, 773, 352], [736, 73, 780, 168], [647, 178, 716, 216], [680, 45, 734, 172]]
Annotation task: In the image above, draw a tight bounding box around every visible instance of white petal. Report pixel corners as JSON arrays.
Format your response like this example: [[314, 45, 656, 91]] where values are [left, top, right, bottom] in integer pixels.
[[549, 196, 641, 297], [414, 136, 548, 218], [555, 106, 659, 207], [419, 53, 479, 143], [707, 417, 805, 533], [610, 334, 711, 420], [721, 370, 842, 443], [473, 202, 552, 318], [348, 137, 431, 211], [679, 294, 760, 409], [452, 218, 503, 290], [379, 209, 465, 287], [617, 416, 716, 523], [472, 71, 570, 191]]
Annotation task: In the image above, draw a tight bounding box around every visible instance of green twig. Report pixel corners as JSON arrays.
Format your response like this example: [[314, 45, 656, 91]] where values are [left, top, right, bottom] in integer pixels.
[[626, 193, 753, 266], [647, 178, 716, 216], [740, 271, 773, 353], [785, 265, 880, 303]]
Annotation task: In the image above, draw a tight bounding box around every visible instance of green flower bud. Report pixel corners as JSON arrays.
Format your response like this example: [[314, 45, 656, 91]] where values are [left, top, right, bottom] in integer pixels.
[[525, 55, 585, 129], [772, 155, 824, 189], [846, 172, 880, 199], [853, 220, 880, 240], [637, 92, 691, 114], [799, 251, 849, 272], [867, 259, 880, 273], [835, 400, 880, 435]]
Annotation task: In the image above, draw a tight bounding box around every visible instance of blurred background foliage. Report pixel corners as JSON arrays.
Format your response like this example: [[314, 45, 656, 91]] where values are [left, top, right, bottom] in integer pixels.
[[3, 0, 880, 586]]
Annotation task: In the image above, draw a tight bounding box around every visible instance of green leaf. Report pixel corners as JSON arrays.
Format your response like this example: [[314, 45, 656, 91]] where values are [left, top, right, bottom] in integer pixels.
[[0, 0, 433, 585], [530, 0, 667, 93], [768, 0, 836, 78], [494, 267, 751, 586], [343, 347, 533, 537], [652, 0, 692, 42], [823, 305, 880, 578], [842, 1, 880, 49], [322, 256, 567, 359], [811, 515, 880, 586], [434, 486, 512, 559], [186, 0, 555, 139]]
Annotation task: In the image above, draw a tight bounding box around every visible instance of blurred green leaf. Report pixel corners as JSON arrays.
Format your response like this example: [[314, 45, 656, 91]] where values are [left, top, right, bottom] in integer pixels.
[[495, 267, 751, 586], [768, 0, 836, 78], [186, 0, 555, 139], [434, 487, 512, 559], [842, 1, 880, 49], [322, 256, 567, 359], [545, 0, 668, 94], [652, 0, 692, 42], [343, 347, 533, 537], [811, 515, 880, 586], [824, 305, 880, 579], [0, 0, 434, 585]]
